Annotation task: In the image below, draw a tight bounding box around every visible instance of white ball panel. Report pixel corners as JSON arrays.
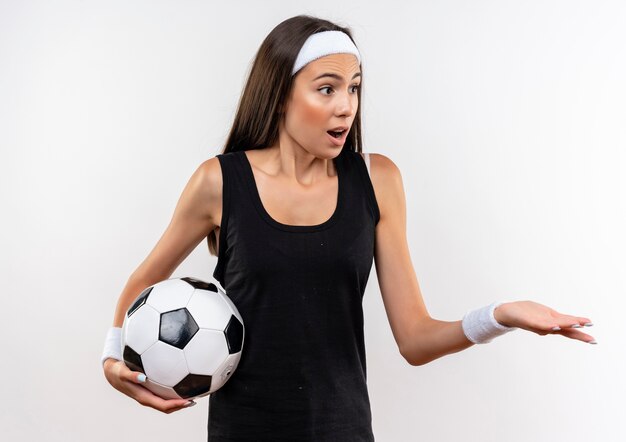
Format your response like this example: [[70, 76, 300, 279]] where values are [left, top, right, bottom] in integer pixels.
[[121, 320, 128, 352], [144, 379, 182, 400], [142, 341, 189, 386], [146, 278, 195, 313], [124, 305, 161, 354], [209, 352, 243, 393], [187, 290, 232, 330], [217, 288, 244, 324], [184, 329, 229, 374]]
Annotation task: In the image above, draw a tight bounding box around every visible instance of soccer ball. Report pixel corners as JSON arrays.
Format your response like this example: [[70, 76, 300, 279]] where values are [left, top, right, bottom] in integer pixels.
[[121, 277, 244, 400]]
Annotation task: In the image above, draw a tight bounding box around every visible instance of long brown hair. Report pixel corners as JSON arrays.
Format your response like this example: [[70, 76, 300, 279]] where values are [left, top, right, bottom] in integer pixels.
[[207, 15, 364, 256]]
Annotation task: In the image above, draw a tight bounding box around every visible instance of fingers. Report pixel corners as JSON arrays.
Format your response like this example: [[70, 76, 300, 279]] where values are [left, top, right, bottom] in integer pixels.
[[504, 301, 597, 344], [167, 400, 197, 413], [123, 375, 196, 413], [120, 365, 147, 384], [553, 314, 593, 329], [528, 314, 596, 344], [542, 315, 596, 343], [124, 381, 196, 413], [550, 322, 593, 331], [533, 306, 589, 330], [108, 359, 146, 384], [107, 361, 196, 413], [550, 326, 597, 344]]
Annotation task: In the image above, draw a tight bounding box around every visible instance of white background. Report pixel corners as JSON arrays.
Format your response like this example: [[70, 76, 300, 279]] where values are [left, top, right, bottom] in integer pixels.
[[1, 1, 624, 441]]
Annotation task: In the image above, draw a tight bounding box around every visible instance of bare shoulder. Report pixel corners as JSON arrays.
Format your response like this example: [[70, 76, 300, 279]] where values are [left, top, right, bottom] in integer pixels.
[[127, 156, 224, 283], [362, 152, 404, 222], [368, 152, 399, 175], [358, 152, 400, 175], [196, 156, 223, 227]]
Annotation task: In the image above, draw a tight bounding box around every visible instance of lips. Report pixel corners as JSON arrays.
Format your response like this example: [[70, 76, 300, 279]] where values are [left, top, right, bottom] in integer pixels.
[[329, 126, 348, 132], [327, 126, 349, 139], [327, 128, 348, 146], [327, 125, 348, 136], [327, 130, 344, 138]]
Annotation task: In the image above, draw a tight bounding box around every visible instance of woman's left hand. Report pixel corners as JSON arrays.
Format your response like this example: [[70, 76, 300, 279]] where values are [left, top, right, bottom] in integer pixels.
[[494, 301, 596, 344]]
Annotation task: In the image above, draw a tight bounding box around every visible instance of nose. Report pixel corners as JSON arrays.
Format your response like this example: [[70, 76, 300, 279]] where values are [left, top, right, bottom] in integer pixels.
[[335, 90, 357, 117]]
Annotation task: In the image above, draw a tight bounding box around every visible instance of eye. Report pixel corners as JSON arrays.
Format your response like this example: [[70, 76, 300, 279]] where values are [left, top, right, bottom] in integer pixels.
[[319, 85, 361, 95]]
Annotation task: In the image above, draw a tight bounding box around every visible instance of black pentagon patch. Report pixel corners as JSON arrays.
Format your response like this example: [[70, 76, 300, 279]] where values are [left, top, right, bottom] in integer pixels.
[[174, 373, 212, 399], [159, 308, 199, 349], [181, 276, 217, 293], [127, 286, 153, 317], [123, 345, 144, 373], [225, 315, 244, 354]]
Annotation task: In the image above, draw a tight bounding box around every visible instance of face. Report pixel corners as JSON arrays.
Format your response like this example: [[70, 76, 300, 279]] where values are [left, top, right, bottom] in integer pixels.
[[281, 53, 361, 158]]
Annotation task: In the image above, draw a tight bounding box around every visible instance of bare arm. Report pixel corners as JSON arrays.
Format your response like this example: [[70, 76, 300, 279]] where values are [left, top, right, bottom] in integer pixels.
[[369, 153, 596, 367], [103, 156, 223, 413], [369, 153, 470, 365], [111, 157, 222, 327]]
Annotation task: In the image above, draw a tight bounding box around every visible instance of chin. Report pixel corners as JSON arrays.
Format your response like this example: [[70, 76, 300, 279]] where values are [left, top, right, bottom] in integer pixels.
[[318, 148, 343, 160]]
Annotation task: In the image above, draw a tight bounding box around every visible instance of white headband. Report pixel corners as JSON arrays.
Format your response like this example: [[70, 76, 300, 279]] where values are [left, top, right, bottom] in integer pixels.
[[291, 30, 361, 76]]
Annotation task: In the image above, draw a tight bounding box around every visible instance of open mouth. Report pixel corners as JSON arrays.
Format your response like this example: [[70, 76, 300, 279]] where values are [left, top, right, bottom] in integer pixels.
[[327, 130, 345, 138]]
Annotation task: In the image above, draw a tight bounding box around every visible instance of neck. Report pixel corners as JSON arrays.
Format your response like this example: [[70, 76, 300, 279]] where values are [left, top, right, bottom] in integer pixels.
[[260, 136, 338, 187]]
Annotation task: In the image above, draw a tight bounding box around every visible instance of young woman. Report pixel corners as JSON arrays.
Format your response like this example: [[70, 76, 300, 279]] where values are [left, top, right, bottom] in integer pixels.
[[102, 14, 596, 441]]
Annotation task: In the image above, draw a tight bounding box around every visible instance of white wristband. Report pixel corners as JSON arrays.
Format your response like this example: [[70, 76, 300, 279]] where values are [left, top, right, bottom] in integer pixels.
[[101, 326, 123, 367], [462, 301, 518, 344]]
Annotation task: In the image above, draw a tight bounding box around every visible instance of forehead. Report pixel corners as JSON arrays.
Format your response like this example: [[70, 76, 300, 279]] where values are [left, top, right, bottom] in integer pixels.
[[299, 53, 361, 80]]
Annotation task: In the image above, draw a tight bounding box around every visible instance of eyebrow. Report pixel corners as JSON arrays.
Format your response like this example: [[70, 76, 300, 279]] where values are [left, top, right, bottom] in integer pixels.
[[312, 72, 362, 82]]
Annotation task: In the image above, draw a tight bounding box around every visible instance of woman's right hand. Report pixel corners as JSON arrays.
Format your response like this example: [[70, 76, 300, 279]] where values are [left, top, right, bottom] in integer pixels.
[[103, 358, 196, 414]]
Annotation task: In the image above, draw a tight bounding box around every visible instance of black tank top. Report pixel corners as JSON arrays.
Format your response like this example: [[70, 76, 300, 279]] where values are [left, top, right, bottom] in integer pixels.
[[209, 147, 380, 441]]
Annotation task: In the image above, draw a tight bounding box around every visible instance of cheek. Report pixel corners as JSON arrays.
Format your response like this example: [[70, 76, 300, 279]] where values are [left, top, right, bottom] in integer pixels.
[[291, 93, 328, 129]]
